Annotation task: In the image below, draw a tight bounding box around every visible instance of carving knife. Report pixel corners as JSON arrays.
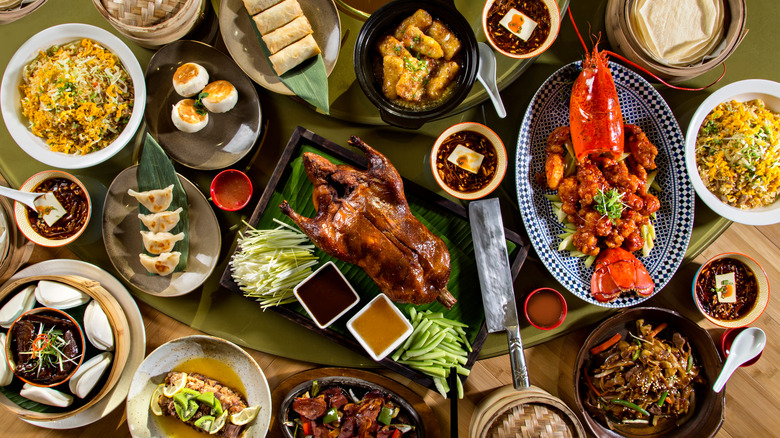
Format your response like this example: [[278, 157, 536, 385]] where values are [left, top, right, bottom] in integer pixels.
[[469, 198, 529, 389]]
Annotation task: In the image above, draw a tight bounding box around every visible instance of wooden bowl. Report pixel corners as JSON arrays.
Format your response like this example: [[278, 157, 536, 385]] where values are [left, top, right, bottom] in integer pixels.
[[0, 274, 130, 422], [574, 307, 725, 438]]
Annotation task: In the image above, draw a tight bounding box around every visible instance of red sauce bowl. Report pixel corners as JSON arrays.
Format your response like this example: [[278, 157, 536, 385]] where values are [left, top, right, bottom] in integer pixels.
[[524, 287, 567, 330], [210, 169, 253, 211], [720, 327, 763, 367]]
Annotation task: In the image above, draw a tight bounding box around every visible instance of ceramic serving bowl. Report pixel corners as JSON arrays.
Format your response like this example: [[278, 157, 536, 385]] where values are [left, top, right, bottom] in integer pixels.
[[0, 274, 130, 422], [0, 23, 145, 169], [210, 169, 253, 211], [482, 0, 561, 59], [574, 307, 725, 438], [353, 0, 478, 129], [684, 79, 780, 225], [13, 170, 92, 248], [692, 252, 770, 328], [430, 122, 507, 200]]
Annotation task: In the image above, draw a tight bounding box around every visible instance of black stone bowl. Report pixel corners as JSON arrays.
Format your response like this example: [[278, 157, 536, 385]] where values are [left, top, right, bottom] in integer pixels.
[[353, 0, 478, 129]]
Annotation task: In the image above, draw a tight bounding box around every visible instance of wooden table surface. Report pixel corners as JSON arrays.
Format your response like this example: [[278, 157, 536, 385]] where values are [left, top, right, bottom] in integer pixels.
[[1, 215, 777, 437]]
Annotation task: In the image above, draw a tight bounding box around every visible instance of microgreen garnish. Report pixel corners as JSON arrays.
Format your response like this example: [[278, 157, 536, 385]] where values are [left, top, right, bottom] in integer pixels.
[[194, 92, 209, 116], [594, 188, 626, 223]]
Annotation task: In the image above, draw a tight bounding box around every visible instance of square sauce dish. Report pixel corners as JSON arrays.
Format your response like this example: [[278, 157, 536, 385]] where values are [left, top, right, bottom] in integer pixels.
[[347, 294, 413, 361], [293, 261, 360, 329]]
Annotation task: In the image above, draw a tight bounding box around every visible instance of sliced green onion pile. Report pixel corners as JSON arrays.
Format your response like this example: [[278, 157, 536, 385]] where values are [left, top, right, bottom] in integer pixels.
[[391, 308, 471, 399], [230, 219, 318, 309]]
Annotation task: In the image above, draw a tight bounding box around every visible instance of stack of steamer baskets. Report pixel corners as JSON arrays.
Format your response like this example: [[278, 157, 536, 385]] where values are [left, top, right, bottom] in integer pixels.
[[91, 0, 206, 49], [605, 0, 746, 82]]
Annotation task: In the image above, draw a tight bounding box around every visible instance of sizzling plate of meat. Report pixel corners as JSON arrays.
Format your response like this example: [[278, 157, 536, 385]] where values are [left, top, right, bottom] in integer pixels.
[[280, 136, 455, 309]]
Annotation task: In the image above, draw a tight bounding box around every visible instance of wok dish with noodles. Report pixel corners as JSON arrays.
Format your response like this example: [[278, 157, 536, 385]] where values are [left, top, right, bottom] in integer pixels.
[[582, 320, 704, 430]]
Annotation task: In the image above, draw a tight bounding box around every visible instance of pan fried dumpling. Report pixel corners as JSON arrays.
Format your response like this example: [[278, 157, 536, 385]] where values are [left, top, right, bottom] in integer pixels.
[[138, 207, 183, 233], [127, 185, 174, 213], [140, 231, 185, 255], [139, 252, 181, 276]]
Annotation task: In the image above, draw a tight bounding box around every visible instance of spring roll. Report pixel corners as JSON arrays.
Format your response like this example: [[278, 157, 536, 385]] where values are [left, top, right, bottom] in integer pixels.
[[269, 34, 321, 75], [262, 15, 313, 54], [242, 0, 284, 15], [252, 0, 303, 35]]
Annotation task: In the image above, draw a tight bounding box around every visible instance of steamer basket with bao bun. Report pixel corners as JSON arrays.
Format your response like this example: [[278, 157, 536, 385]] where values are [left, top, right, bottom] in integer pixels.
[[605, 0, 746, 82]]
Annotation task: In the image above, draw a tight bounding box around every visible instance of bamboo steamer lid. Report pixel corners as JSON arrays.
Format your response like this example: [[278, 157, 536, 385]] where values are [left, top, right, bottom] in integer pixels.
[[605, 0, 747, 83], [470, 385, 586, 438]]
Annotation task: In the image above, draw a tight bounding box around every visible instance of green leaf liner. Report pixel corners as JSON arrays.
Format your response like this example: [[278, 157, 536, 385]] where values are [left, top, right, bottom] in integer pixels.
[[254, 144, 518, 346], [137, 134, 190, 272], [246, 11, 330, 114]]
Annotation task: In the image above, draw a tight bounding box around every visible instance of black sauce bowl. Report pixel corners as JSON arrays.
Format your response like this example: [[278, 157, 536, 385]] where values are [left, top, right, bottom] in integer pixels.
[[353, 0, 478, 129]]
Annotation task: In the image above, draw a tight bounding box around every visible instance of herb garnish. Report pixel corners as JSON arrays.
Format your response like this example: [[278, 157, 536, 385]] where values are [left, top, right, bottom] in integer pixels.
[[19, 323, 81, 378], [194, 92, 209, 116], [594, 188, 626, 223]]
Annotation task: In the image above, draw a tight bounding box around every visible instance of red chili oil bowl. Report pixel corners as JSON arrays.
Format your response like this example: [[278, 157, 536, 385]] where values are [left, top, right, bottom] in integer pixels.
[[210, 169, 253, 211], [524, 287, 567, 330]]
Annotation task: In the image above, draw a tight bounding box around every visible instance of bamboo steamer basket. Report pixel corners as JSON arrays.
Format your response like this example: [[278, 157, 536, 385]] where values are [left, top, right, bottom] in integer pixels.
[[92, 0, 207, 49], [0, 193, 33, 285], [0, 0, 48, 25], [0, 275, 130, 422], [470, 385, 586, 438], [605, 0, 747, 82]]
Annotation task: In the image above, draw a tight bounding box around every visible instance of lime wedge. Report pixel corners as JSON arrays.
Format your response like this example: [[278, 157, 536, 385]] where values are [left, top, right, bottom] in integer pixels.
[[163, 372, 188, 397], [150, 384, 165, 416], [230, 405, 260, 426], [210, 411, 228, 434]]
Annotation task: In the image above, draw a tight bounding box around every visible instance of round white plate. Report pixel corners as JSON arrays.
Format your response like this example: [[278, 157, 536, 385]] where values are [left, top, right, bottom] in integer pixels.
[[6, 259, 146, 429], [126, 335, 272, 438], [684, 79, 780, 225], [0, 23, 145, 169], [516, 61, 695, 307]]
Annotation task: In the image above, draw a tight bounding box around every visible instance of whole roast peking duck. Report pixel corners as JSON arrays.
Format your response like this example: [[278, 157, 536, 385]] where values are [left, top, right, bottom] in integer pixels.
[[280, 136, 456, 309]]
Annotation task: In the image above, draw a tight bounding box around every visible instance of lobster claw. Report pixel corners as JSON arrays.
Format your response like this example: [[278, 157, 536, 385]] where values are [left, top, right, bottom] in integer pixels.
[[590, 248, 654, 302]]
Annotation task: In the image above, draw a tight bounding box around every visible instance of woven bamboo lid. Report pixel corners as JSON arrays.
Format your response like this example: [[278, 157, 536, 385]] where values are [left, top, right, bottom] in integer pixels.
[[101, 0, 185, 27]]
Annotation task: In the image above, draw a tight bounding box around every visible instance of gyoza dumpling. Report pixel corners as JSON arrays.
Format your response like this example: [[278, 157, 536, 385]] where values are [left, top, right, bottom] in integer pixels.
[[138, 207, 183, 232], [127, 185, 174, 213], [140, 231, 185, 255], [139, 252, 181, 276]]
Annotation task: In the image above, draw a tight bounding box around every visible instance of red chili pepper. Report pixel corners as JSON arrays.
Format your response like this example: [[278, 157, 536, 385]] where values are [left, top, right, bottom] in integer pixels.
[[391, 429, 403, 438], [302, 420, 313, 436], [590, 333, 622, 355]]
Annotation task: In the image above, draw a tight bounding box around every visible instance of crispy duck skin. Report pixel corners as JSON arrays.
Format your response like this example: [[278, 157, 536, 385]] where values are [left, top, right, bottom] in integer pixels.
[[280, 136, 456, 309]]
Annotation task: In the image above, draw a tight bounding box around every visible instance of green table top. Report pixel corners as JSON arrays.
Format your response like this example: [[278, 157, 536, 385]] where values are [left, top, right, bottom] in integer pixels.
[[1, 0, 772, 367]]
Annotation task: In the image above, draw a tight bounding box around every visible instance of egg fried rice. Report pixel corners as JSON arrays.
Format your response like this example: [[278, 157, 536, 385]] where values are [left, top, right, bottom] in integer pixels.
[[20, 38, 134, 155], [695, 99, 780, 208]]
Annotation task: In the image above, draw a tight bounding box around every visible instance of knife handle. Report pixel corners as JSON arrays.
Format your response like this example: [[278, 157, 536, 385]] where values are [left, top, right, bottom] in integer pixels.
[[507, 325, 530, 389]]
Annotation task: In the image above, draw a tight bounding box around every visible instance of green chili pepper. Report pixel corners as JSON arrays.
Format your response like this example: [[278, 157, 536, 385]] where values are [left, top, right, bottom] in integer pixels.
[[378, 406, 394, 426], [686, 354, 694, 372], [611, 399, 650, 417], [322, 407, 339, 424], [631, 340, 642, 361], [657, 391, 668, 407]]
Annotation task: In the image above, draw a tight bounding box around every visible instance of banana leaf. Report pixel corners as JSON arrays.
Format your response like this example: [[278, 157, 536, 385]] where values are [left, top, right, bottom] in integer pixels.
[[247, 11, 330, 114], [137, 134, 190, 272]]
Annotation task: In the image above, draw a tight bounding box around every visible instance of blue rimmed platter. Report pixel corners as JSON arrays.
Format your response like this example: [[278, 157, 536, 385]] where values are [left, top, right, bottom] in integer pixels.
[[515, 61, 694, 307]]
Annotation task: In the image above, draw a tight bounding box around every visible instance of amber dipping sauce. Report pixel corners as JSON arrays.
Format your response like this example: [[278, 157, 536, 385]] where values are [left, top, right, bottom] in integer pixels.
[[210, 169, 252, 211], [524, 288, 566, 329], [348, 295, 411, 359], [295, 263, 359, 328]]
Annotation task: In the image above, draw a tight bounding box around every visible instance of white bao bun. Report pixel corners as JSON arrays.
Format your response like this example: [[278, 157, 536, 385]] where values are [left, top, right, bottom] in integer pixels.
[[172, 62, 209, 97], [171, 99, 208, 133]]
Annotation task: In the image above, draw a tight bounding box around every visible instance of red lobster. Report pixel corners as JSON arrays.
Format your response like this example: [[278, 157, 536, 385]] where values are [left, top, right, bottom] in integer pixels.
[[590, 248, 654, 303]]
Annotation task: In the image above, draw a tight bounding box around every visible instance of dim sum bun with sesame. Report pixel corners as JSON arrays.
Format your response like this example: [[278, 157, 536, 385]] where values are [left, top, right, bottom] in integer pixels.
[[172, 62, 209, 97], [201, 80, 238, 113], [171, 99, 208, 133]]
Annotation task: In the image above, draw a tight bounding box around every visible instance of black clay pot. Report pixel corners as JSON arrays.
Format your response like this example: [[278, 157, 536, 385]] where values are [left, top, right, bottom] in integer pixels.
[[353, 0, 478, 129]]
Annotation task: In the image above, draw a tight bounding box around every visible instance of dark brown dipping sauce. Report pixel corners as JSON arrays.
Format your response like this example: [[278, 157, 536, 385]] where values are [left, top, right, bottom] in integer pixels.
[[26, 177, 89, 239], [296, 264, 358, 327], [525, 289, 564, 328], [696, 258, 758, 320], [435, 130, 498, 193], [486, 0, 551, 55]]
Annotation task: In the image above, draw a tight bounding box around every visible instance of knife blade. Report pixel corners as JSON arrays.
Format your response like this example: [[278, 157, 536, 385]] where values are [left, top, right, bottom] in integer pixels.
[[469, 198, 529, 389]]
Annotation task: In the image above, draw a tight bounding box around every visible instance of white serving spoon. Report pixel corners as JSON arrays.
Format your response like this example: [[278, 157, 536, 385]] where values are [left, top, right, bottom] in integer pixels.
[[713, 327, 766, 392], [476, 42, 506, 119], [0, 185, 67, 226]]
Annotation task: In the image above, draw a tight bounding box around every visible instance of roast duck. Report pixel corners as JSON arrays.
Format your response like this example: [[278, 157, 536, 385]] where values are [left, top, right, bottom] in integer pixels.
[[280, 136, 456, 309]]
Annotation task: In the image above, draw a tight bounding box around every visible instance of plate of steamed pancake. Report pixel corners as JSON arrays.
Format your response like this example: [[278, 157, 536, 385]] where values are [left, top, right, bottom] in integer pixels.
[[219, 0, 341, 95], [102, 166, 221, 297]]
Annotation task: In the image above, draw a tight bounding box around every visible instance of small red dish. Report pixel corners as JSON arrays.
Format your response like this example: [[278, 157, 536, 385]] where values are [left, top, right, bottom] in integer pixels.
[[524, 287, 567, 330], [210, 169, 252, 211], [720, 327, 763, 367]]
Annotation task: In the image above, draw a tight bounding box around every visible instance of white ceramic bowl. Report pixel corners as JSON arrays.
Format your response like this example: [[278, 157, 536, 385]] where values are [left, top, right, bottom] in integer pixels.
[[0, 23, 145, 169], [482, 0, 561, 59], [293, 261, 359, 329], [684, 79, 780, 225], [430, 122, 507, 200], [126, 335, 272, 438], [347, 294, 413, 362]]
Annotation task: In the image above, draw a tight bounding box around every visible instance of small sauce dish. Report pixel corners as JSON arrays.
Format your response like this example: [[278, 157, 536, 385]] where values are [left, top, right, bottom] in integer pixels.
[[293, 262, 359, 329], [524, 287, 567, 330], [347, 294, 413, 361], [210, 169, 253, 211]]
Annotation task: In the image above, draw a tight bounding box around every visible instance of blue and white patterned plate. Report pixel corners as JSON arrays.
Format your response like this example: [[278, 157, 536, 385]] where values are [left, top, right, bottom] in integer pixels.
[[516, 61, 694, 308]]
